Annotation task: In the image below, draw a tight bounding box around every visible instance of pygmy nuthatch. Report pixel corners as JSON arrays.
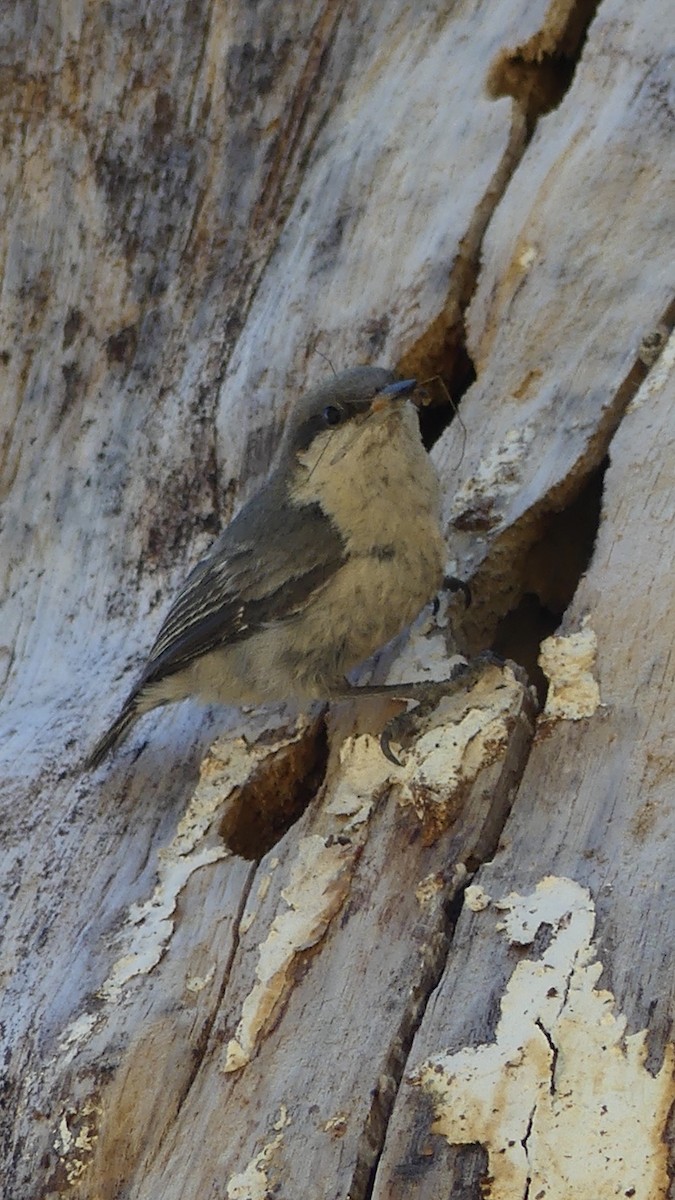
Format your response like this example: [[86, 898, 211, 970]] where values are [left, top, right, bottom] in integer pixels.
[[86, 366, 452, 768]]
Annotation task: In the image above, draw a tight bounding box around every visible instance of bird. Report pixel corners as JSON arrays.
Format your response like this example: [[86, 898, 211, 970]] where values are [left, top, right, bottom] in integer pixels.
[[85, 366, 453, 769]]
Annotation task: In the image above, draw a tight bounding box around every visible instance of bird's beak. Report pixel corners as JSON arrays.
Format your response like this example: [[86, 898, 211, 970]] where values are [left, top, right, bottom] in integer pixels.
[[370, 378, 418, 413]]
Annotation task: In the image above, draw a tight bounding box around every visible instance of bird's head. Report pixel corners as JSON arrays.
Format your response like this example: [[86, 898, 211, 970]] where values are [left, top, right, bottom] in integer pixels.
[[282, 367, 420, 464]]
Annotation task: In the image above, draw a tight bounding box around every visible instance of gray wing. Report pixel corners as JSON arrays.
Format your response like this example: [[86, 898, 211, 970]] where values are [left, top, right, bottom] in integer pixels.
[[139, 492, 346, 689]]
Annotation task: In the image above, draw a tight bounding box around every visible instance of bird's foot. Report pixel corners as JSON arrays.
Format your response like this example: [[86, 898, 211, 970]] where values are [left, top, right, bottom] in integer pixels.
[[379, 651, 505, 766]]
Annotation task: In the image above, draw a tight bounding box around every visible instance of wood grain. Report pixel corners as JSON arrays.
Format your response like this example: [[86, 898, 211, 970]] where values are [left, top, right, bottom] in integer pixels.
[[373, 330, 675, 1200], [0, 0, 672, 1195]]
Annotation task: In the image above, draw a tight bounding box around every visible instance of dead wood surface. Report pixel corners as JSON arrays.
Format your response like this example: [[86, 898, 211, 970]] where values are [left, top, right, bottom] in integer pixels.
[[374, 334, 675, 1200], [0, 0, 673, 1198]]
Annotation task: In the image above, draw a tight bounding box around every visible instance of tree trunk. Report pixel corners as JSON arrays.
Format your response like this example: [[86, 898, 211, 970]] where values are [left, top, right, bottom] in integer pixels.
[[1, 1, 673, 1198]]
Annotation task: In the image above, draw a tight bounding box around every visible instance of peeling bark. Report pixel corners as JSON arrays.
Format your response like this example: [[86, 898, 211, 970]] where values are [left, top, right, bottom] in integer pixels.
[[1, 1, 673, 1198]]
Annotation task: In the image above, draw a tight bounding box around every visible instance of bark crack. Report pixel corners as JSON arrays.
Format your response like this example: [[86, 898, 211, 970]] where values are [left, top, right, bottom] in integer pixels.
[[218, 715, 329, 860], [172, 861, 256, 1123], [535, 1017, 559, 1095], [351, 879, 469, 1200], [411, 0, 604, 450], [251, 0, 346, 239], [457, 289, 675, 668], [347, 680, 537, 1199], [487, 0, 603, 137], [520, 1102, 536, 1200]]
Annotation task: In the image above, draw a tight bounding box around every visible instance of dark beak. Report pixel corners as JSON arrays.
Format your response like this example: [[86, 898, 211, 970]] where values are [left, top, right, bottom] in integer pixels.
[[381, 378, 417, 398], [370, 378, 417, 412]]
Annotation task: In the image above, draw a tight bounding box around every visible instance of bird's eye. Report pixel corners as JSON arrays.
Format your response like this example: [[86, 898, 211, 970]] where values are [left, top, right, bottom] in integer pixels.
[[323, 404, 343, 427]]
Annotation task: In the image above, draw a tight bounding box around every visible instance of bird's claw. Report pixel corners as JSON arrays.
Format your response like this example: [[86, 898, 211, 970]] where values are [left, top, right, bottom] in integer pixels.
[[378, 654, 508, 766], [380, 702, 434, 766], [444, 574, 471, 608], [380, 725, 404, 766]]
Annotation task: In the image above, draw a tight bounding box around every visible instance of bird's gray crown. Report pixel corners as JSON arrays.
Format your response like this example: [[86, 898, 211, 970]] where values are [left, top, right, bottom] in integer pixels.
[[283, 366, 399, 454]]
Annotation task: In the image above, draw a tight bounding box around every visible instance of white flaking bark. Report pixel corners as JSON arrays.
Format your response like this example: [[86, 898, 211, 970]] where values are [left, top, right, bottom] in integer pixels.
[[539, 622, 601, 721], [630, 324, 675, 409], [2, 0, 673, 1192], [61, 719, 312, 1058], [464, 883, 491, 913], [393, 664, 529, 835], [54, 1100, 102, 1187], [224, 664, 529, 1073], [414, 877, 675, 1200], [225, 1107, 290, 1200], [224, 834, 357, 1073]]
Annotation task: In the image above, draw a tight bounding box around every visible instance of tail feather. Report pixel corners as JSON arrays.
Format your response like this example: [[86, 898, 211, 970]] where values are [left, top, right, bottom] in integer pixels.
[[84, 700, 141, 771]]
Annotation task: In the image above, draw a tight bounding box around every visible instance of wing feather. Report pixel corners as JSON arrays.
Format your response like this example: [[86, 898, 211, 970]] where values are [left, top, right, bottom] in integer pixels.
[[139, 494, 345, 688]]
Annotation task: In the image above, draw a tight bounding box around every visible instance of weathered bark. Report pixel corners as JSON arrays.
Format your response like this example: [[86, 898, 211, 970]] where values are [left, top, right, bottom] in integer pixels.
[[1, 1, 673, 1198]]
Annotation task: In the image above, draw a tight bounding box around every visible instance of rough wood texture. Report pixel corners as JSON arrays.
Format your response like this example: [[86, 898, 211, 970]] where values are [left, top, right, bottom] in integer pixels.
[[373, 330, 675, 1200], [1, 0, 673, 1197]]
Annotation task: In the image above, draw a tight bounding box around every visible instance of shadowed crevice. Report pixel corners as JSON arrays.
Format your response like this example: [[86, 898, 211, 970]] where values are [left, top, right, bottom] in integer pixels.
[[403, 0, 603, 456], [218, 716, 329, 860], [490, 461, 607, 702], [349, 882, 469, 1200], [487, 0, 602, 137]]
